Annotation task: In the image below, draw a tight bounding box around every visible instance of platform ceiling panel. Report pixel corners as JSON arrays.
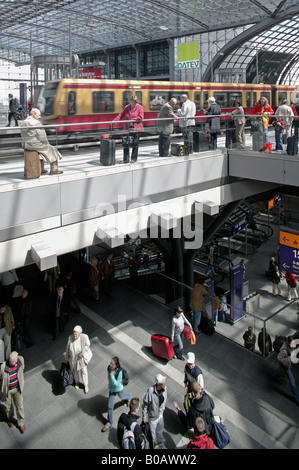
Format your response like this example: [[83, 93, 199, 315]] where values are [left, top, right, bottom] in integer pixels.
[[0, 0, 299, 65]]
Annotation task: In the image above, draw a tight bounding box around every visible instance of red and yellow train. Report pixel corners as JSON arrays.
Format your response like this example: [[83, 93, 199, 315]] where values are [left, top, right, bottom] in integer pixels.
[[37, 78, 298, 133]]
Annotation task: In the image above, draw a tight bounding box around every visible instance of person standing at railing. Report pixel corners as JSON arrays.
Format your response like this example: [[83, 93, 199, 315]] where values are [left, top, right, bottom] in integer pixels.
[[276, 99, 294, 141], [113, 95, 144, 164], [177, 94, 196, 154], [156, 98, 177, 157], [231, 99, 246, 149], [205, 97, 221, 150], [252, 97, 274, 142]]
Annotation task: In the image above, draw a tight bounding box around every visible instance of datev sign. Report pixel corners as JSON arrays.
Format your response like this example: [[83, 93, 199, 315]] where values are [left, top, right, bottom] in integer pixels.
[[177, 42, 199, 69], [279, 229, 299, 275]]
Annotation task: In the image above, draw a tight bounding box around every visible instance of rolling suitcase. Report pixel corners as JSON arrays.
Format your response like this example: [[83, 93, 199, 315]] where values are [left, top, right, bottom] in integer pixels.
[[193, 131, 209, 152], [225, 128, 236, 149], [24, 150, 41, 179], [151, 334, 175, 360], [100, 139, 116, 165], [252, 131, 266, 152], [171, 143, 185, 156], [286, 136, 298, 155]]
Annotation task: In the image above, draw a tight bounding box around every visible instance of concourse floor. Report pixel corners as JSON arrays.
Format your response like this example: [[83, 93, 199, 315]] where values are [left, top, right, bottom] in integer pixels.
[[0, 238, 299, 452]]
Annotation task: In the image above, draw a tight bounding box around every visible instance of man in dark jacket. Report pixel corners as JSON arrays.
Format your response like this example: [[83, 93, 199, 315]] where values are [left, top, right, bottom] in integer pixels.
[[174, 381, 214, 435], [12, 289, 34, 347], [50, 286, 70, 340], [100, 253, 116, 295], [117, 397, 145, 449], [205, 97, 221, 149], [7, 94, 19, 127]]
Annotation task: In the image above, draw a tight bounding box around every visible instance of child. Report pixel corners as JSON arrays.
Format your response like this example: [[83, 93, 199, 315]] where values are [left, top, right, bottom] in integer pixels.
[[272, 120, 285, 151]]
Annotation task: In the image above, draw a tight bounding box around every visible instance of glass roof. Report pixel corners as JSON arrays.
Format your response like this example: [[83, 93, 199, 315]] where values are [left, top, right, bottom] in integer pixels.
[[0, 0, 298, 84]]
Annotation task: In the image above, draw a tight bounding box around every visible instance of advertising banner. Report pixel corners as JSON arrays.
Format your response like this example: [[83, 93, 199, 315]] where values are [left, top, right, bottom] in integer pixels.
[[177, 42, 199, 70]]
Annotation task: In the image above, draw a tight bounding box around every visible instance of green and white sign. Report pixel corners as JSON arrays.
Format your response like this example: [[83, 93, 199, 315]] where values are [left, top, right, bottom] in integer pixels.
[[177, 42, 199, 69]]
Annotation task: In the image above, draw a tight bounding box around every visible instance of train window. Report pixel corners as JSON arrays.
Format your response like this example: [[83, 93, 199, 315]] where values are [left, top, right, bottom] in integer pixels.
[[40, 82, 59, 116], [67, 92, 76, 116], [194, 92, 201, 111], [228, 92, 242, 107], [278, 92, 287, 104], [203, 92, 209, 109], [123, 91, 143, 108], [214, 92, 228, 108], [246, 92, 251, 108], [258, 91, 270, 103], [170, 92, 189, 110], [92, 91, 115, 113], [253, 92, 257, 106], [149, 92, 168, 111]]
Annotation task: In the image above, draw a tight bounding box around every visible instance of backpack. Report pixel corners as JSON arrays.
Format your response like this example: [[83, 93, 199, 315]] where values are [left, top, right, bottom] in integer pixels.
[[122, 422, 137, 449], [115, 367, 129, 386]]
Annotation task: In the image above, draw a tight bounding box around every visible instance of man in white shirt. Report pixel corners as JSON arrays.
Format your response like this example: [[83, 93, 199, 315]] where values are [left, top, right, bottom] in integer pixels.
[[276, 99, 294, 140], [177, 94, 196, 154]]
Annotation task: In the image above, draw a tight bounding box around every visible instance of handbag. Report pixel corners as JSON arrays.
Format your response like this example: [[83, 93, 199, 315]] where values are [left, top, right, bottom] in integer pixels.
[[60, 362, 74, 388], [210, 416, 230, 449], [183, 324, 192, 340], [208, 397, 230, 449], [264, 142, 272, 153], [83, 348, 93, 365], [122, 133, 139, 148], [190, 331, 196, 345]]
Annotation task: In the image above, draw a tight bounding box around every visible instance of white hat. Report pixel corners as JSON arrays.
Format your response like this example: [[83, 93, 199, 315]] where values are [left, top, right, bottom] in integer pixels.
[[290, 340, 296, 348], [73, 325, 82, 334], [208, 97, 215, 103], [187, 352, 195, 364], [155, 373, 166, 384]]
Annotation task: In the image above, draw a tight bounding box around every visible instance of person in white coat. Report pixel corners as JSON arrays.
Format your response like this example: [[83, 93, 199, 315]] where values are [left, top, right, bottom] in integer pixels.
[[276, 99, 294, 140], [20, 108, 63, 175], [177, 94, 196, 154], [171, 306, 193, 361], [65, 325, 92, 394]]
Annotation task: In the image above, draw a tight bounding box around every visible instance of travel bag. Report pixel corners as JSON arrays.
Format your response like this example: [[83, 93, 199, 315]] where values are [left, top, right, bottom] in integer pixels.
[[199, 317, 215, 336], [171, 143, 185, 156], [151, 334, 175, 360], [100, 139, 116, 165], [252, 131, 266, 152], [60, 362, 75, 388], [24, 150, 41, 179], [183, 324, 192, 340], [286, 136, 298, 155], [225, 128, 236, 149], [193, 131, 209, 152]]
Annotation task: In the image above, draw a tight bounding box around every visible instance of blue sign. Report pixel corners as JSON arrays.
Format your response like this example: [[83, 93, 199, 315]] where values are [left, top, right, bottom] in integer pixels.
[[279, 244, 299, 275], [232, 219, 246, 236]]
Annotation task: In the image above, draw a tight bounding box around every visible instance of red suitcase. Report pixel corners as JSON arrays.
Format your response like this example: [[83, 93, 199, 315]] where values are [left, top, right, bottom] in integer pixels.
[[151, 334, 175, 360]]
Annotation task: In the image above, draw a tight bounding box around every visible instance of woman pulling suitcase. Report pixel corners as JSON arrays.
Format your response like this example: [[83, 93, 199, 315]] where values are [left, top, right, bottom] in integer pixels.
[[171, 306, 193, 361]]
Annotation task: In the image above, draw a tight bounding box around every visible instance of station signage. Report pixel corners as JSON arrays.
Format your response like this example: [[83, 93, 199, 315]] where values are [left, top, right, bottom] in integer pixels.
[[279, 244, 299, 275], [267, 193, 282, 210], [79, 67, 102, 79], [177, 41, 199, 69], [231, 219, 246, 236], [279, 230, 299, 249]]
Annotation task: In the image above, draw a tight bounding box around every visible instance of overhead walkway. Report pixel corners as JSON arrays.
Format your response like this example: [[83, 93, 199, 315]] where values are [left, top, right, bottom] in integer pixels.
[[0, 134, 282, 273]]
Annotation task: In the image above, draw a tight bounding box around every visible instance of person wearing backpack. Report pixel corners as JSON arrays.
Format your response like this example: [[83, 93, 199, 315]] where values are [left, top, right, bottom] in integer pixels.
[[102, 356, 132, 432], [117, 398, 145, 449], [187, 417, 215, 449]]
